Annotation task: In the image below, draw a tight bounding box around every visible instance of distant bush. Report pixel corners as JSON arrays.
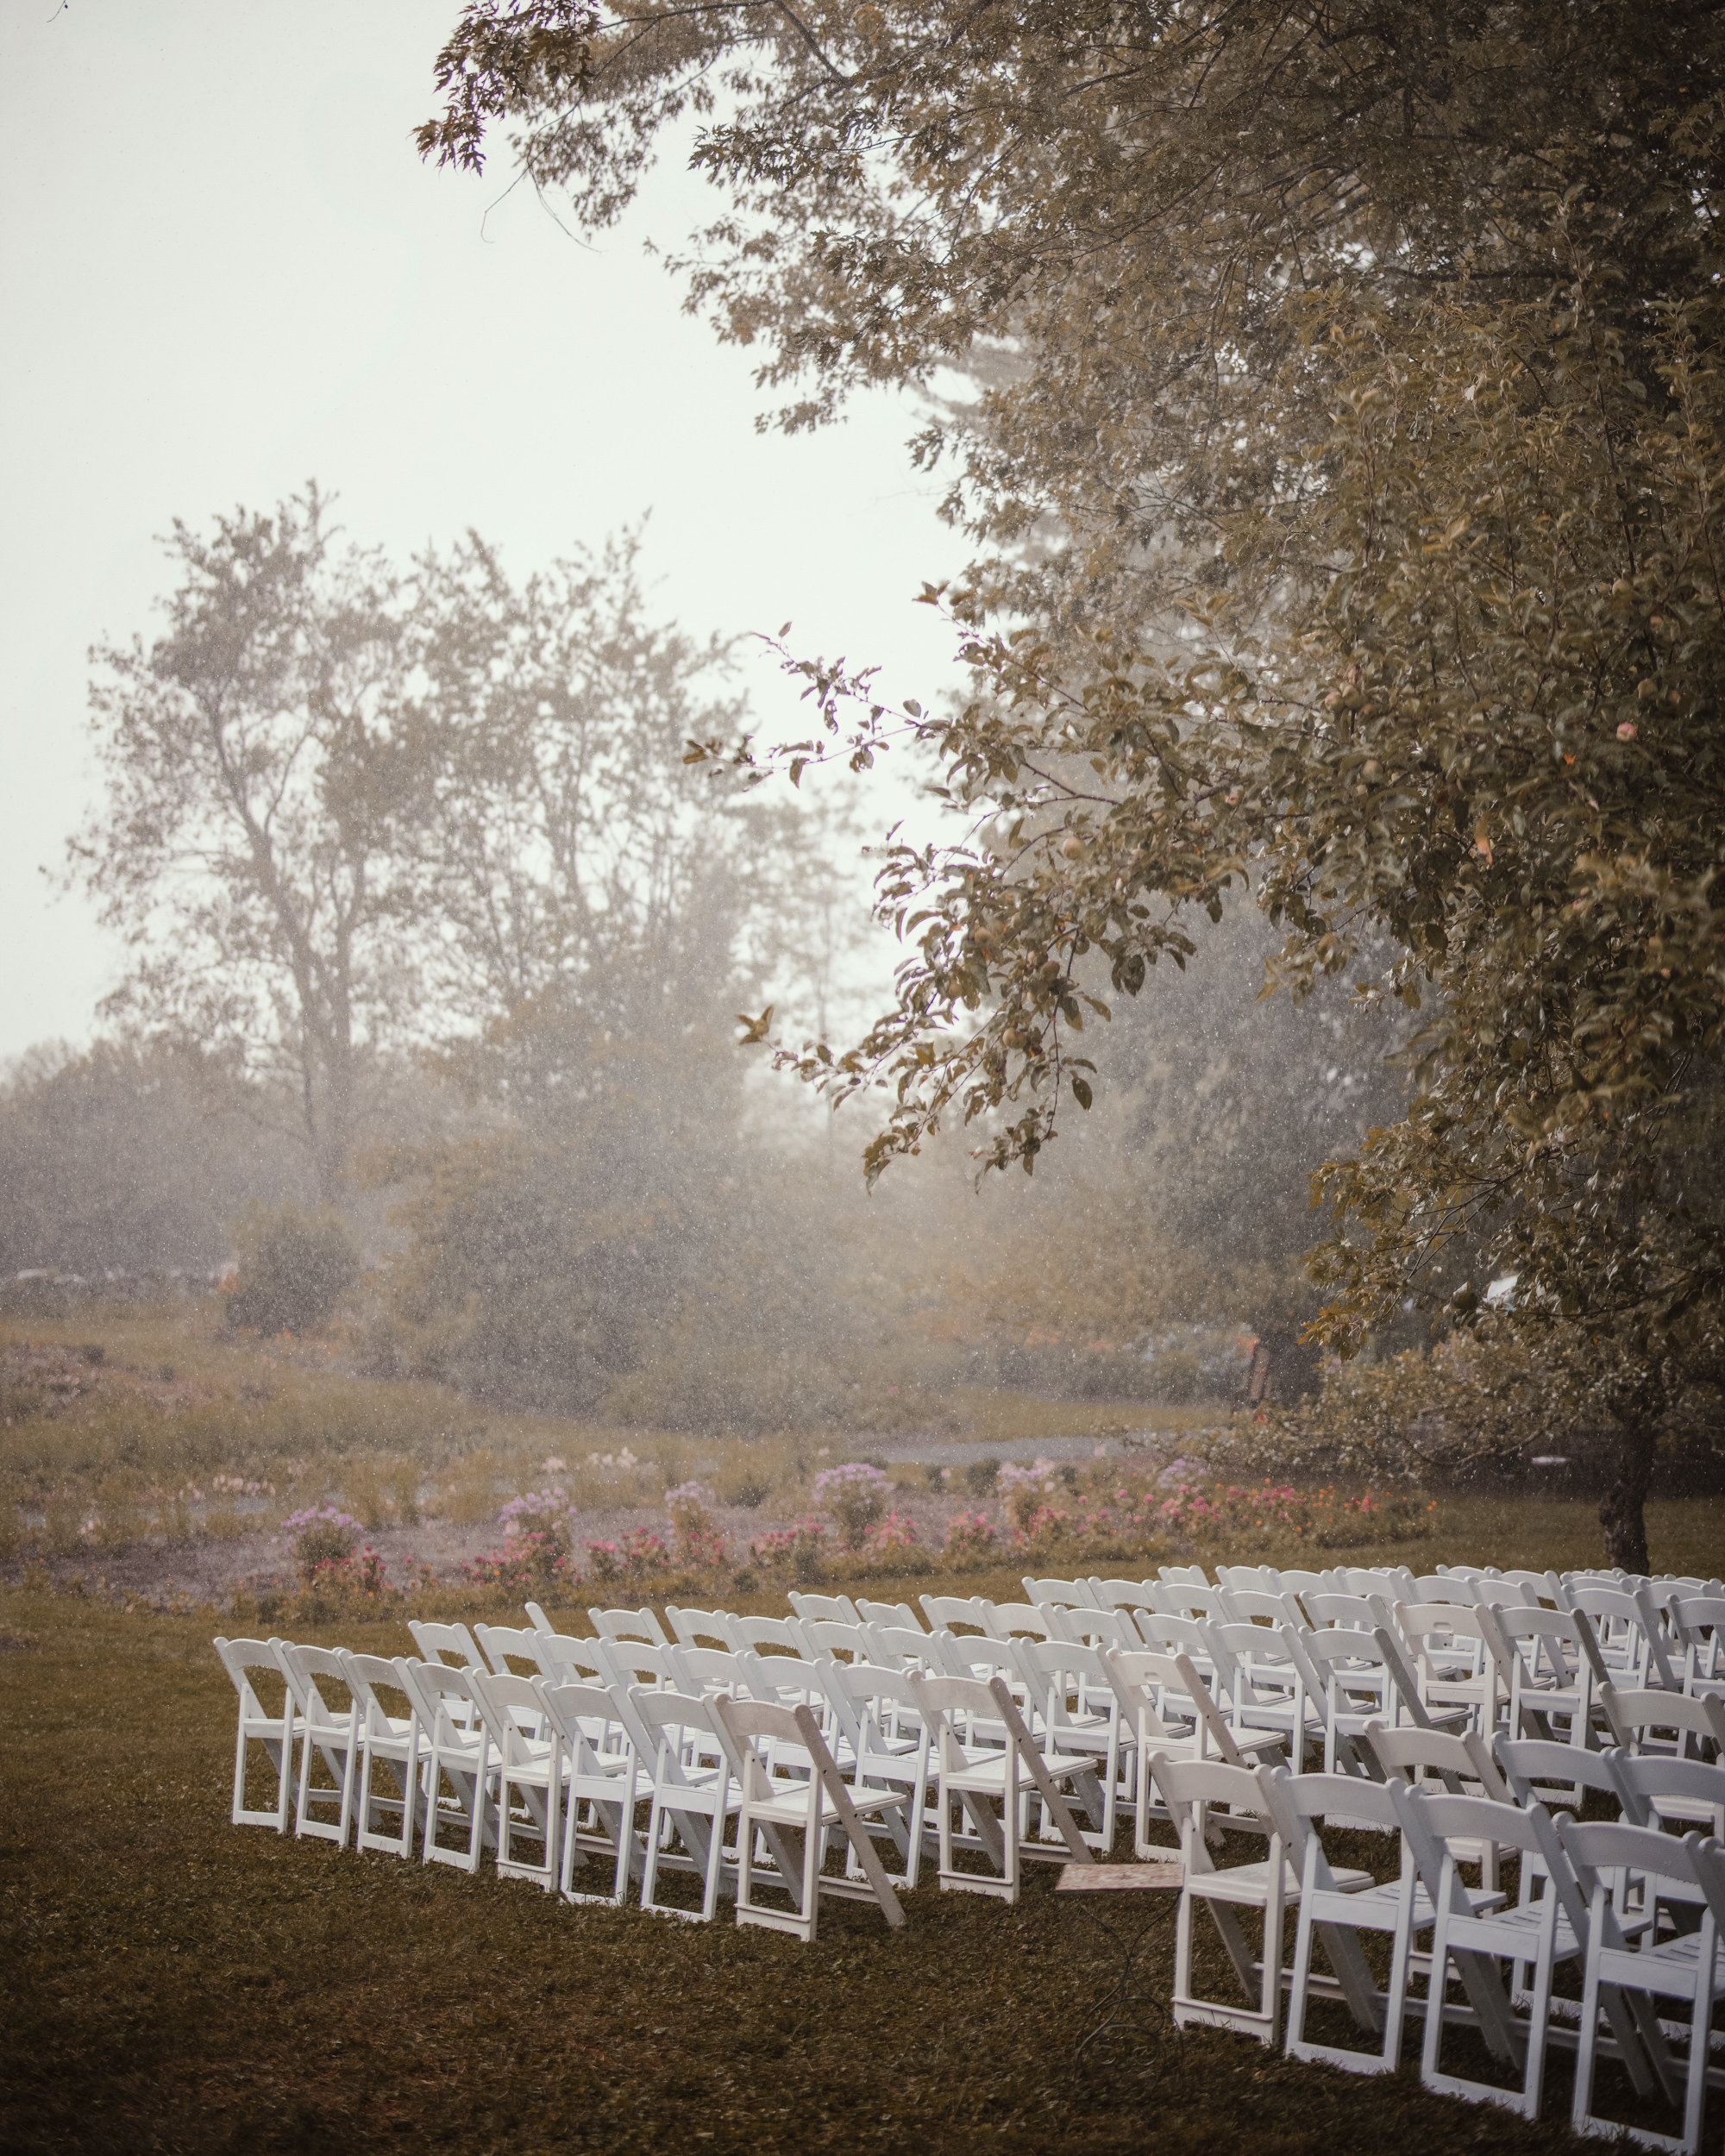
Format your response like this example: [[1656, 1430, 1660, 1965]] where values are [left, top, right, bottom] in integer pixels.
[[226, 1203, 360, 1337]]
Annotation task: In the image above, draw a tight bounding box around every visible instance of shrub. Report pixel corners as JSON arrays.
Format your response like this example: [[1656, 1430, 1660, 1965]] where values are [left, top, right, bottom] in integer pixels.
[[812, 1462, 890, 1551], [963, 1457, 1000, 1497], [998, 1459, 1061, 1534], [280, 1501, 361, 1579], [226, 1202, 360, 1337], [749, 1519, 830, 1583], [943, 1510, 998, 1563]]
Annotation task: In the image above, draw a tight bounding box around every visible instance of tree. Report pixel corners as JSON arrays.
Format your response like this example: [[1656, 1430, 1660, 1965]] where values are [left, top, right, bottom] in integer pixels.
[[73, 489, 424, 1199], [423, 4, 1725, 1564], [0, 1040, 305, 1278]]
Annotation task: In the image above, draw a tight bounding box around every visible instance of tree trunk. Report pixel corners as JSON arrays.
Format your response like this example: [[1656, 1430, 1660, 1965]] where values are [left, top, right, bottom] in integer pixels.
[[1597, 1426, 1654, 1575]]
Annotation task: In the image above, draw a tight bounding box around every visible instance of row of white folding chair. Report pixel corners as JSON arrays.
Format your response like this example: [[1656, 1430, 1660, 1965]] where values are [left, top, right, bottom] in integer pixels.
[[1149, 1745, 1718, 2143]]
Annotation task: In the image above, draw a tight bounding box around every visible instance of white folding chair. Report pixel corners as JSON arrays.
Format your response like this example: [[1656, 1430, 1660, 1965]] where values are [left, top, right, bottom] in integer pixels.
[[1498, 1607, 1603, 1772], [1268, 1767, 1431, 2076], [853, 1599, 922, 1630], [985, 1601, 1060, 1640], [908, 1671, 1094, 1901], [469, 1668, 561, 1890], [633, 1689, 741, 1923], [276, 1641, 359, 1847], [814, 1660, 933, 1889], [1392, 1600, 1507, 1738], [1012, 1637, 1120, 1849], [1148, 1752, 1366, 2046], [1561, 1819, 1724, 2151], [400, 1658, 492, 1872], [1398, 1785, 1590, 2119], [710, 1692, 908, 1942], [342, 1651, 430, 1860], [533, 1678, 644, 1906], [213, 1636, 296, 1831], [1568, 1586, 1678, 1693]]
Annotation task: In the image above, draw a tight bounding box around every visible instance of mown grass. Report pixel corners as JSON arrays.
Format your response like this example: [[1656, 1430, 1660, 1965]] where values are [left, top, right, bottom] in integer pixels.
[[7, 1494, 1721, 2154]]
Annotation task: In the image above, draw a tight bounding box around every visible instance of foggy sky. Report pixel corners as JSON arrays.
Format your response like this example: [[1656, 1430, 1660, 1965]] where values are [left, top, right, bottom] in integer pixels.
[[0, 0, 960, 1063]]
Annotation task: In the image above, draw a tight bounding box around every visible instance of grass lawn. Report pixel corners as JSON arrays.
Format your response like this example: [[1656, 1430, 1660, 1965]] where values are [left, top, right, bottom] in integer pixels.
[[9, 1501, 1716, 2153]]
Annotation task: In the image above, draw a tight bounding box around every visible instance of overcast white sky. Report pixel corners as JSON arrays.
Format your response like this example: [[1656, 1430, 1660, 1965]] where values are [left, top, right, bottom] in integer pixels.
[[0, 0, 964, 1065]]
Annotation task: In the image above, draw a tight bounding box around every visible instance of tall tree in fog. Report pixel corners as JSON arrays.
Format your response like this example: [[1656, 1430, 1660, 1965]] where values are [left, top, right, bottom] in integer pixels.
[[72, 496, 810, 1197], [424, 2, 1725, 1566], [73, 490, 421, 1199]]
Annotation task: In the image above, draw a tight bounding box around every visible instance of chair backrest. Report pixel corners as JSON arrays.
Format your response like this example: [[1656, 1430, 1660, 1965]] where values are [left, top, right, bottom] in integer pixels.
[[214, 1636, 292, 1717], [1225, 1589, 1303, 1628], [532, 1630, 611, 1685], [1670, 1594, 1725, 1651], [1363, 1718, 1509, 1799], [862, 1623, 948, 1674], [1276, 1569, 1327, 1598], [630, 1686, 724, 1763], [1302, 1625, 1389, 1678], [797, 1619, 872, 1664], [596, 1639, 680, 1689], [709, 1689, 807, 1767], [1145, 1751, 1276, 1847], [408, 1620, 483, 1670], [1408, 1575, 1478, 1604], [1101, 1646, 1244, 1764], [1022, 1576, 1097, 1608], [341, 1651, 418, 1730], [665, 1606, 738, 1650], [1395, 1599, 1495, 1651], [467, 1666, 547, 1744], [1089, 1578, 1159, 1615], [400, 1657, 482, 1742], [787, 1590, 862, 1625], [1216, 1564, 1282, 1595], [727, 1613, 810, 1658], [1158, 1564, 1212, 1588], [984, 1601, 1057, 1639], [1303, 1591, 1383, 1631], [854, 1599, 922, 1630], [1494, 1602, 1593, 1677], [1495, 1733, 1631, 1814], [671, 1644, 766, 1698], [1496, 1569, 1560, 1606], [532, 1677, 631, 1762], [1264, 1763, 1402, 1839], [278, 1640, 356, 1724], [588, 1605, 669, 1646], [1155, 1583, 1232, 1621], [1598, 1680, 1725, 1759], [1399, 1783, 1551, 1871], [475, 1623, 543, 1676], [1048, 1604, 1142, 1651], [919, 1594, 993, 1634], [1612, 1752, 1725, 1835], [1557, 1815, 1725, 1929]]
